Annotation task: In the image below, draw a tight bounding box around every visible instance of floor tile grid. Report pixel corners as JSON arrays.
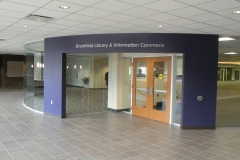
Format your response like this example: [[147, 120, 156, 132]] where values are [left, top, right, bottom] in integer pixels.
[[63, 115, 240, 160], [1, 89, 240, 160]]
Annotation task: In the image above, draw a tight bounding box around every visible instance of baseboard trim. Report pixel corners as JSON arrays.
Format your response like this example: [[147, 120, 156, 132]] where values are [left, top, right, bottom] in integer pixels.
[[181, 126, 216, 129], [108, 108, 122, 112], [44, 112, 66, 118]]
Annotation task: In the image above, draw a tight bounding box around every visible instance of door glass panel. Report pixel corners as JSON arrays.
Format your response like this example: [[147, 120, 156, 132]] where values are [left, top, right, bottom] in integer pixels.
[[153, 61, 167, 112], [173, 56, 183, 124], [122, 58, 132, 112], [135, 62, 147, 108]]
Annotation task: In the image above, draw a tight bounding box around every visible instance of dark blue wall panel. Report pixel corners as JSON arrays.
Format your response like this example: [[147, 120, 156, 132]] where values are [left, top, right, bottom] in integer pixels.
[[44, 33, 218, 128]]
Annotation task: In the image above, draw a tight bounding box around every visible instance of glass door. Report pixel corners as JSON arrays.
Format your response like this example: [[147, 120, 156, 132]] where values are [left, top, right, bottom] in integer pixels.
[[132, 57, 171, 123]]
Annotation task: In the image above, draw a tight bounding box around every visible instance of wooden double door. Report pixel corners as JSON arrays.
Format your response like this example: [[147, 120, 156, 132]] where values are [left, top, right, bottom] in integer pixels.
[[132, 57, 171, 123]]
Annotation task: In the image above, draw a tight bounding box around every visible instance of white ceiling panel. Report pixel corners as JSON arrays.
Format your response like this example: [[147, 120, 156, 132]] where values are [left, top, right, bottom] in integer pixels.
[[175, 0, 215, 5], [108, 23, 137, 29], [204, 18, 239, 26], [43, 1, 86, 13], [0, 1, 38, 13], [145, 13, 180, 22], [144, 0, 188, 12], [33, 8, 71, 19], [187, 13, 225, 22], [62, 14, 96, 22], [117, 0, 157, 6], [0, 16, 19, 23], [91, 0, 135, 12], [76, 8, 113, 18], [56, 0, 104, 6], [165, 18, 197, 26], [168, 7, 209, 18], [15, 19, 47, 26], [215, 8, 240, 18], [51, 19, 81, 26], [196, 0, 240, 12], [62, 26, 91, 32], [85, 19, 119, 26], [183, 23, 214, 29], [103, 14, 137, 22], [121, 7, 159, 18], [42, 23, 70, 29], [125, 18, 156, 26], [0, 9, 28, 19], [6, 0, 52, 7]]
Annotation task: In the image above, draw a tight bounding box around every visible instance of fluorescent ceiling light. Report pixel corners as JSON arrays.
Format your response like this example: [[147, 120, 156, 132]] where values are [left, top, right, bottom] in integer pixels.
[[233, 11, 240, 14], [22, 25, 28, 28], [59, 5, 69, 9], [156, 24, 164, 28], [224, 52, 238, 55], [219, 37, 235, 41]]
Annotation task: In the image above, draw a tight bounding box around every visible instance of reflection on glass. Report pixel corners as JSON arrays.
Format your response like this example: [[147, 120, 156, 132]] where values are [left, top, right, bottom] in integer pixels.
[[135, 62, 147, 108], [66, 55, 108, 115], [122, 58, 132, 112], [173, 56, 183, 124], [24, 41, 44, 112], [153, 62, 167, 112]]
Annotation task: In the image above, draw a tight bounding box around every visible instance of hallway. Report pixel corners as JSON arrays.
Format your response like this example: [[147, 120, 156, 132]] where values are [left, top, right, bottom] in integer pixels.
[[1, 89, 240, 160]]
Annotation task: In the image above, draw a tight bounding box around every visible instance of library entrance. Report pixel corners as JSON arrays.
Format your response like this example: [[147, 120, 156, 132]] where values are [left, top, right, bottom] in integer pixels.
[[132, 57, 171, 123]]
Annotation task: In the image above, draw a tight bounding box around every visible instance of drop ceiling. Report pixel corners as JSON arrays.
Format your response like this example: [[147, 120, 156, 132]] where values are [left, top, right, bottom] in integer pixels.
[[0, 0, 240, 61]]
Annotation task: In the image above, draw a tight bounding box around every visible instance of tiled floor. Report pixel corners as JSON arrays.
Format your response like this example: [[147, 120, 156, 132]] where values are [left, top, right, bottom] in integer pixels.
[[1, 89, 240, 160]]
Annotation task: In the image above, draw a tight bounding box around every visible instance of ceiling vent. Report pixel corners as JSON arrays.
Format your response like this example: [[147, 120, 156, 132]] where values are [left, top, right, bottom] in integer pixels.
[[0, 39, 5, 42], [24, 14, 55, 23]]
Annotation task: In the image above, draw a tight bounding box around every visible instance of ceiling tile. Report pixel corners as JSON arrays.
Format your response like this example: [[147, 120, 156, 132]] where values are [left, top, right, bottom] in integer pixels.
[[0, 9, 28, 19], [0, 1, 38, 13], [62, 14, 96, 22], [91, 0, 135, 12], [125, 18, 157, 26], [175, 0, 215, 5], [76, 8, 113, 18], [204, 18, 239, 26], [183, 23, 213, 29], [145, 13, 180, 22], [33, 8, 71, 19], [86, 19, 120, 26], [196, 0, 240, 12], [108, 23, 137, 29], [215, 8, 240, 18], [5, 0, 52, 7], [103, 14, 136, 22], [13, 20, 46, 26], [144, 0, 188, 12], [117, 0, 157, 6], [43, 1, 86, 13], [56, 0, 104, 6], [187, 13, 225, 22], [167, 7, 209, 18], [0, 16, 19, 23], [121, 7, 159, 17], [165, 18, 197, 26], [63, 26, 91, 32], [51, 19, 81, 26], [41, 23, 70, 29]]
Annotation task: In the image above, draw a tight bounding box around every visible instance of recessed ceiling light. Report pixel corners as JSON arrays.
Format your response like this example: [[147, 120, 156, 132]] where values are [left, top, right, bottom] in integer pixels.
[[156, 24, 164, 28], [218, 37, 235, 41], [232, 11, 240, 14], [59, 5, 69, 9], [22, 25, 28, 28], [224, 52, 238, 55]]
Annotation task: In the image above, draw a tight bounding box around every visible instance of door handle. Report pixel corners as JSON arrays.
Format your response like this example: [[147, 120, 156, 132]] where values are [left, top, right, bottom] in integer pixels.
[[149, 87, 153, 95]]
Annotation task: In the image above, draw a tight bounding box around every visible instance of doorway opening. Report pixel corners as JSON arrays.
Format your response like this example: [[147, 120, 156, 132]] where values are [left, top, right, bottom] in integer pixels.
[[65, 53, 108, 115], [121, 54, 183, 125]]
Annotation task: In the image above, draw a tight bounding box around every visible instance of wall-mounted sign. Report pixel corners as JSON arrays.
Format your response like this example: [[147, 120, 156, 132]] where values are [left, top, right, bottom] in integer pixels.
[[76, 43, 164, 49]]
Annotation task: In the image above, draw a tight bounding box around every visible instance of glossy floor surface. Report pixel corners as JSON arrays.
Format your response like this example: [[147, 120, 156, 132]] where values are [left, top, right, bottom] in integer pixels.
[[1, 89, 240, 160]]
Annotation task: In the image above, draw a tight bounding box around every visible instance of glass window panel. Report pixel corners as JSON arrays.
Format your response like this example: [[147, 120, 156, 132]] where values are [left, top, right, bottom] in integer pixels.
[[135, 62, 147, 108], [153, 62, 167, 112]]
